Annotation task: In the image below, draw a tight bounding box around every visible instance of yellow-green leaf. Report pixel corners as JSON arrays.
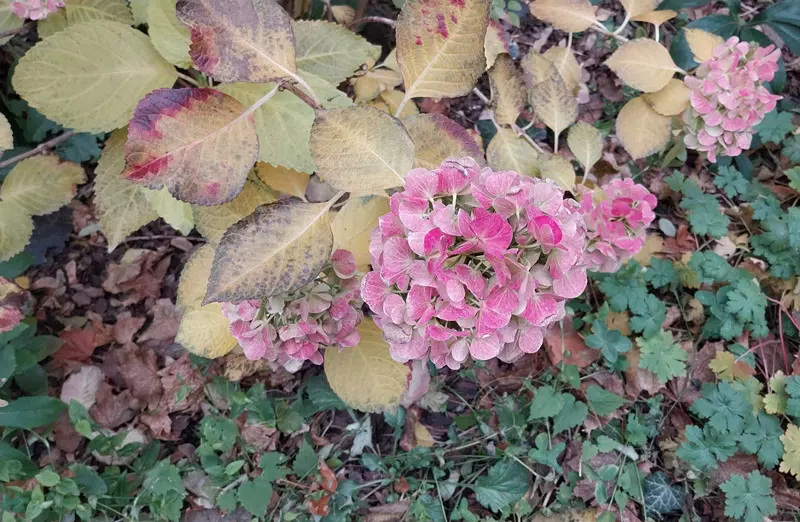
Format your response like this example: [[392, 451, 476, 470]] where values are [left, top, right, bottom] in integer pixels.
[[538, 153, 575, 191], [177, 243, 215, 309], [374, 89, 419, 120], [616, 96, 671, 160], [148, 0, 191, 68], [486, 127, 539, 176], [396, 0, 490, 101], [205, 198, 333, 303], [567, 122, 602, 174], [403, 113, 485, 170], [764, 371, 788, 415], [122, 88, 259, 206], [193, 180, 276, 242], [130, 0, 150, 24], [66, 0, 134, 25], [631, 9, 676, 26], [13, 21, 177, 133], [0, 0, 24, 45], [177, 0, 297, 83], [530, 76, 577, 146], [294, 20, 380, 85], [1, 156, 85, 216], [484, 20, 506, 69], [708, 351, 755, 381], [37, 10, 67, 38], [255, 163, 309, 199], [522, 48, 560, 86], [324, 318, 410, 413], [780, 424, 800, 479], [543, 46, 581, 94], [94, 128, 159, 252], [143, 187, 195, 235], [0, 202, 33, 262], [619, 0, 658, 18], [530, 0, 597, 33], [488, 54, 526, 126], [0, 113, 11, 154], [642, 78, 690, 116], [332, 196, 389, 271], [310, 106, 415, 192], [684, 28, 724, 64], [605, 38, 680, 93]]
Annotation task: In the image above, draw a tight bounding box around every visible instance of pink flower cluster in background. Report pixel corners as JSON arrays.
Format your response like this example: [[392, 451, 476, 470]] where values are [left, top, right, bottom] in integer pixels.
[[221, 249, 362, 372], [682, 36, 781, 163], [360, 158, 588, 369], [579, 178, 657, 273], [10, 0, 64, 20]]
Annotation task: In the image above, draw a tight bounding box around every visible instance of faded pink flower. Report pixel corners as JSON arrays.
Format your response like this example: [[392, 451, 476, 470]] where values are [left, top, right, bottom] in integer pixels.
[[0, 277, 29, 334], [580, 178, 657, 272], [10, 0, 64, 20], [361, 158, 588, 369], [683, 36, 782, 162], [221, 249, 363, 371]]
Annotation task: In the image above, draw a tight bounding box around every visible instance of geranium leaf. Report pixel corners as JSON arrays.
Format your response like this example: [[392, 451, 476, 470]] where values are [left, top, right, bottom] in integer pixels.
[[1, 156, 85, 216], [605, 38, 680, 93], [616, 97, 671, 159], [403, 113, 485, 170]]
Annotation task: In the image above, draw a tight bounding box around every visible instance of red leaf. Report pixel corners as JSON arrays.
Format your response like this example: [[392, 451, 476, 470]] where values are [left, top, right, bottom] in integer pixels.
[[318, 460, 338, 493]]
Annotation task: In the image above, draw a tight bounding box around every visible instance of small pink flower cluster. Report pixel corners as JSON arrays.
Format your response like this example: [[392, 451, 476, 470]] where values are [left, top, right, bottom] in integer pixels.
[[682, 36, 782, 163], [580, 179, 657, 273], [221, 249, 362, 372], [10, 0, 64, 20], [361, 158, 588, 369], [0, 277, 28, 334]]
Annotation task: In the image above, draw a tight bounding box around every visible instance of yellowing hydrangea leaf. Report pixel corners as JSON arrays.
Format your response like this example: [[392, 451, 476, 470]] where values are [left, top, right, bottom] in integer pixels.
[[616, 96, 671, 160], [324, 318, 410, 412], [403, 113, 485, 170], [567, 122, 602, 174], [631, 9, 676, 26], [143, 188, 195, 235], [642, 78, 690, 116], [530, 75, 578, 147], [484, 20, 506, 70], [486, 127, 539, 176], [94, 128, 159, 252], [332, 196, 390, 271], [0, 113, 11, 154], [0, 0, 24, 45], [256, 163, 309, 200], [176, 304, 238, 359], [130, 0, 149, 24], [1, 156, 85, 216], [619, 0, 658, 18], [0, 202, 34, 263], [66, 0, 134, 25], [293, 20, 381, 85], [177, 243, 215, 310], [780, 424, 800, 479], [148, 0, 192, 68], [530, 0, 597, 33], [193, 180, 276, 242], [330, 5, 354, 24], [709, 351, 755, 381], [685, 28, 724, 64], [764, 371, 788, 415], [605, 38, 680, 93], [537, 154, 575, 191], [488, 54, 526, 126], [522, 48, 560, 86], [13, 21, 177, 133], [378, 89, 419, 120], [37, 9, 67, 38], [543, 46, 581, 95]]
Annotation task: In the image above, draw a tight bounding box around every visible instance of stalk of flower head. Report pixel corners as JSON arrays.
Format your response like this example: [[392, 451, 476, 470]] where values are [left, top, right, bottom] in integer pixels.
[[682, 36, 782, 163], [360, 158, 588, 369], [10, 0, 64, 20], [220, 249, 363, 373]]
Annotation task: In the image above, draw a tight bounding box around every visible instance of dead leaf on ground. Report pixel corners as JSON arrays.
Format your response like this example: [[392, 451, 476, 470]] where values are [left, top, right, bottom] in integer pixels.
[[626, 348, 663, 396], [365, 500, 411, 522], [224, 352, 270, 381], [103, 249, 171, 303], [158, 354, 204, 414], [55, 321, 112, 366], [112, 312, 146, 344], [239, 423, 278, 452], [103, 343, 162, 408], [90, 382, 140, 429], [545, 321, 598, 368], [54, 412, 82, 453], [60, 365, 105, 410], [138, 298, 181, 343]]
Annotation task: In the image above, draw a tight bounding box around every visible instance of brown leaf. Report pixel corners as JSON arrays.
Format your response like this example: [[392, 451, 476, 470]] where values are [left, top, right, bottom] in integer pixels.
[[60, 365, 105, 410], [138, 298, 181, 343], [625, 348, 663, 396], [103, 249, 171, 303], [709, 454, 759, 489], [307, 495, 331, 517], [318, 460, 338, 493], [140, 411, 175, 440], [112, 312, 146, 344], [103, 343, 163, 407], [90, 382, 140, 429], [55, 321, 112, 365], [365, 500, 410, 522], [239, 423, 278, 452], [157, 353, 204, 414], [545, 320, 598, 368], [54, 412, 82, 453]]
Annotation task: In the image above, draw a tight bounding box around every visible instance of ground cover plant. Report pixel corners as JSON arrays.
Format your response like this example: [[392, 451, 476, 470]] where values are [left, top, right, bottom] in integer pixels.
[[0, 0, 798, 519]]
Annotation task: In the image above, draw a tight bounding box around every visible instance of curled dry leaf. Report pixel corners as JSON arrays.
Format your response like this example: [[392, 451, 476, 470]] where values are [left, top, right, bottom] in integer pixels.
[[684, 28, 724, 64], [642, 78, 691, 116], [567, 122, 602, 174], [616, 97, 671, 160], [332, 196, 390, 271], [530, 75, 578, 146], [543, 46, 581, 95], [486, 127, 540, 176], [324, 318, 410, 413], [205, 198, 333, 303], [60, 366, 105, 410], [309, 106, 414, 192], [396, 0, 490, 101], [1, 156, 86, 217], [488, 54, 526, 126], [530, 0, 597, 33], [176, 0, 297, 83], [123, 88, 259, 206], [605, 38, 680, 93], [403, 113, 485, 170], [193, 179, 276, 242]]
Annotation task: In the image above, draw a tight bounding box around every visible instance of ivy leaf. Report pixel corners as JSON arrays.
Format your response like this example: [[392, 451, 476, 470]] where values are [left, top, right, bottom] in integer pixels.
[[676, 425, 737, 472], [715, 166, 749, 198], [472, 459, 530, 513], [630, 294, 667, 338], [237, 475, 273, 517], [720, 472, 777, 522], [552, 394, 588, 434], [738, 413, 784, 469], [529, 433, 565, 473], [586, 385, 625, 416], [637, 329, 687, 384], [754, 110, 794, 143], [643, 472, 684, 514], [528, 385, 565, 420], [585, 320, 631, 364], [691, 382, 752, 434]]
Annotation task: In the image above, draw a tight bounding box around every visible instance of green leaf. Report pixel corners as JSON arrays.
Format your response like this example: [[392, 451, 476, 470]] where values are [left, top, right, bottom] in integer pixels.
[[683, 194, 729, 237], [237, 475, 273, 518], [782, 136, 800, 163], [597, 261, 649, 312], [292, 438, 318, 478], [755, 110, 795, 144], [715, 166, 749, 198], [586, 385, 625, 416], [643, 472, 683, 514], [552, 395, 588, 433], [472, 459, 530, 513], [73, 464, 108, 497], [143, 460, 185, 494], [259, 452, 290, 482], [689, 251, 734, 285], [586, 320, 631, 364], [529, 385, 565, 420], [725, 278, 767, 324], [676, 425, 737, 472], [691, 382, 752, 434], [783, 376, 800, 419], [35, 468, 61, 487], [0, 396, 65, 428], [645, 258, 678, 289], [738, 413, 784, 469], [720, 472, 777, 522], [529, 433, 565, 473], [637, 329, 687, 384], [630, 294, 666, 339]]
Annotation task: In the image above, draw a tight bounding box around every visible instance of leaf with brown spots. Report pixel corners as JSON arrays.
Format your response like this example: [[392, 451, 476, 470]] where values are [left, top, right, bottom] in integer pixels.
[[403, 113, 485, 170], [193, 179, 276, 242], [123, 88, 259, 206], [204, 198, 333, 303], [529, 76, 577, 149], [176, 0, 297, 83], [486, 127, 539, 176], [488, 54, 525, 126]]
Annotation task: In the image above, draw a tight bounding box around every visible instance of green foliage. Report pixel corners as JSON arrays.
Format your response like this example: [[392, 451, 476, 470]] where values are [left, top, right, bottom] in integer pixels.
[[529, 433, 566, 473], [691, 382, 752, 434], [529, 385, 565, 420], [754, 110, 795, 144], [738, 413, 784, 469], [586, 385, 625, 416], [642, 472, 683, 514], [552, 395, 589, 434], [629, 294, 666, 339], [596, 261, 649, 312], [645, 258, 678, 289], [720, 472, 777, 522], [751, 207, 800, 278], [714, 165, 749, 198], [676, 425, 737, 472], [637, 329, 688, 383], [666, 171, 729, 238], [586, 320, 631, 364], [472, 459, 530, 513]]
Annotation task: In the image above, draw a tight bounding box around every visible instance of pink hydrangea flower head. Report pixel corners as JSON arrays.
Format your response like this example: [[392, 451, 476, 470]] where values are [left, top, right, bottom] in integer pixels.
[[580, 178, 657, 272], [361, 158, 589, 369], [0, 277, 30, 334], [221, 249, 363, 371], [10, 0, 64, 20], [682, 36, 782, 163]]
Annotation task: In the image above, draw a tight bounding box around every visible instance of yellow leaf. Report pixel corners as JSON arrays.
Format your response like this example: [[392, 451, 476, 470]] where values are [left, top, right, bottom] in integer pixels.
[[256, 163, 309, 200], [37, 9, 67, 38], [642, 78, 690, 116], [543, 46, 581, 94], [414, 423, 435, 447], [538, 154, 575, 191], [324, 318, 410, 412], [488, 54, 526, 126], [486, 127, 539, 176], [332, 196, 389, 271], [309, 106, 415, 192], [567, 122, 602, 174], [330, 4, 355, 25], [530, 0, 597, 33], [484, 20, 506, 70], [176, 305, 238, 358], [177, 0, 297, 83], [193, 180, 276, 242], [631, 9, 676, 26], [94, 128, 159, 252], [709, 351, 755, 381], [780, 424, 800, 479], [632, 234, 663, 266], [379, 89, 419, 119], [403, 113, 485, 170], [143, 188, 195, 235], [147, 0, 191, 68], [616, 96, 671, 160], [177, 243, 216, 310], [294, 20, 381, 85], [530, 76, 578, 147], [0, 0, 24, 45], [0, 202, 34, 263], [522, 48, 560, 86], [605, 38, 680, 93], [606, 311, 632, 336], [0, 113, 11, 154], [353, 77, 382, 103], [365, 67, 404, 91], [764, 371, 788, 415], [1, 156, 85, 216], [205, 199, 333, 303], [66, 0, 133, 25], [396, 0, 490, 101], [684, 28, 724, 64], [13, 21, 176, 133], [130, 0, 149, 24], [619, 0, 658, 18]]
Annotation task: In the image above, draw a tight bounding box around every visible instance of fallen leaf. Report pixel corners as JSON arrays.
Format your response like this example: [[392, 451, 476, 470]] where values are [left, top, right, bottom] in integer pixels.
[[112, 311, 146, 344], [103, 249, 171, 303], [103, 343, 162, 408], [709, 351, 755, 381], [626, 348, 663, 396], [90, 382, 140, 429], [55, 321, 112, 365], [545, 320, 598, 368], [60, 365, 105, 410], [157, 353, 204, 414], [365, 500, 410, 522], [138, 298, 181, 344], [54, 412, 82, 453]]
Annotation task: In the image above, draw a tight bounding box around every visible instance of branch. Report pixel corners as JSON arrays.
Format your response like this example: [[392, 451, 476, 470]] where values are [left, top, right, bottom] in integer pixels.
[[278, 80, 321, 110], [0, 22, 33, 40], [0, 130, 77, 170]]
